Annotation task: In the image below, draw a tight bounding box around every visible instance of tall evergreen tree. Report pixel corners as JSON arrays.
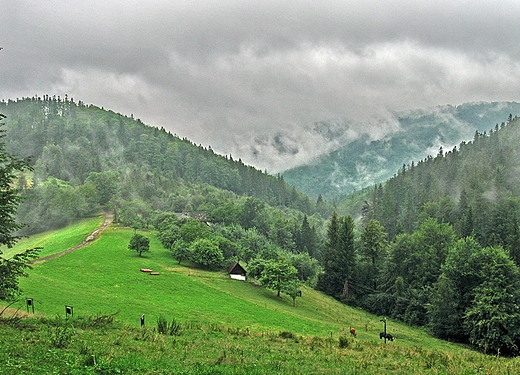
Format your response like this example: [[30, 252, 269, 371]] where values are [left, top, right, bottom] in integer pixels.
[[457, 189, 473, 238], [318, 212, 356, 299], [490, 196, 520, 265], [428, 274, 460, 340], [360, 219, 388, 290], [0, 114, 40, 300]]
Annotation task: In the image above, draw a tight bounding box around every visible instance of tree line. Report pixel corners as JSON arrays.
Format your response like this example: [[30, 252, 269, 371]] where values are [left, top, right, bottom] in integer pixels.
[[0, 96, 332, 236], [318, 115, 520, 355]]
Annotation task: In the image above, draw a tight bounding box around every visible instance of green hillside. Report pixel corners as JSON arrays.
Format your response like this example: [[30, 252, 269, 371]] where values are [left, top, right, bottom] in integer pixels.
[[0, 96, 328, 238], [15, 222, 376, 335], [0, 214, 104, 259], [2, 220, 519, 374], [3, 101, 520, 371]]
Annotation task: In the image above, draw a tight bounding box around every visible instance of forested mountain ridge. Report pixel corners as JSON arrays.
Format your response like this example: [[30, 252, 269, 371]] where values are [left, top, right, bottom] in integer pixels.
[[362, 113, 520, 245], [0, 96, 330, 232], [337, 114, 520, 355], [284, 101, 520, 200]]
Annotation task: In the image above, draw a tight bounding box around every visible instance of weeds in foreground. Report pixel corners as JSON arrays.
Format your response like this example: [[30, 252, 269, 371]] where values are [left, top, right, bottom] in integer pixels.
[[49, 325, 75, 348], [339, 335, 350, 348], [157, 316, 182, 336], [1, 316, 520, 374]]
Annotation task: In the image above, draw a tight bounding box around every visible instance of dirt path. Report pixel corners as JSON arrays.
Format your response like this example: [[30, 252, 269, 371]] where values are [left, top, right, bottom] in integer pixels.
[[30, 212, 114, 264]]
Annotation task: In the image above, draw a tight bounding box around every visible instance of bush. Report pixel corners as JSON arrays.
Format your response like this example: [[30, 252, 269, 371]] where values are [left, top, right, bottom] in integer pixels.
[[157, 316, 182, 336], [339, 335, 350, 348]]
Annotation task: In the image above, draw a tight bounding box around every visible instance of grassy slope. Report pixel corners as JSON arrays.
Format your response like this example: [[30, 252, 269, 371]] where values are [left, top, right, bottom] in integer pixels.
[[0, 215, 104, 259], [16, 225, 369, 335], [1, 220, 519, 373]]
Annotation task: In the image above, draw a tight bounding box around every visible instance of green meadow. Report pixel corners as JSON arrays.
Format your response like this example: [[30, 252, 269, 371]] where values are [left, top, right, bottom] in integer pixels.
[[0, 214, 104, 259], [2, 219, 520, 374], [14, 224, 372, 335]]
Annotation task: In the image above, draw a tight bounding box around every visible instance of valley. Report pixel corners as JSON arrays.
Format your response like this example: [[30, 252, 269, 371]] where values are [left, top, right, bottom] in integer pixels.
[[2, 217, 517, 374]]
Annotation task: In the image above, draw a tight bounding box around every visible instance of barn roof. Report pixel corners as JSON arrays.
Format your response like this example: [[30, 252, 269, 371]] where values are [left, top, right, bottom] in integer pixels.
[[228, 261, 246, 275], [174, 211, 208, 221]]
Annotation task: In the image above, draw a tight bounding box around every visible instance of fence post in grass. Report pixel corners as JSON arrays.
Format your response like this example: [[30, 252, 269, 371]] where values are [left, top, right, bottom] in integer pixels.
[[65, 305, 74, 319], [26, 298, 34, 314], [380, 317, 387, 343]]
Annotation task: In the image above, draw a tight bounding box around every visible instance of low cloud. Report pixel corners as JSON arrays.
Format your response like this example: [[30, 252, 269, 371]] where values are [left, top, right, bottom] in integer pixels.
[[2, 1, 520, 172]]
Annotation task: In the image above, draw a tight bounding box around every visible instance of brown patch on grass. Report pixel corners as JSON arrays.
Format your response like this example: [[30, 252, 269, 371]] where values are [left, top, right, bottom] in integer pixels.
[[31, 211, 113, 264], [0, 306, 38, 319]]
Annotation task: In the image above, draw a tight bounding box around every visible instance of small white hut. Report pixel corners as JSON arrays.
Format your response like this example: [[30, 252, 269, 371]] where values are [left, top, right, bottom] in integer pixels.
[[228, 261, 247, 281]]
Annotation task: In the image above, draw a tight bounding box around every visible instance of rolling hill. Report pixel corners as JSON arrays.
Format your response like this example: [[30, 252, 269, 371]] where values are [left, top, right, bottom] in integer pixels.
[[2, 218, 519, 374]]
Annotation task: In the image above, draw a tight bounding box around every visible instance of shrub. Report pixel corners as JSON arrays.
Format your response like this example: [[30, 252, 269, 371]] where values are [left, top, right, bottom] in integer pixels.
[[339, 335, 350, 348], [157, 316, 181, 336]]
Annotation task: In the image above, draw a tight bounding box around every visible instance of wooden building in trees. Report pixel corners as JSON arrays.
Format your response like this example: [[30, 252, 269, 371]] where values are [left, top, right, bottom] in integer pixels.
[[228, 262, 247, 281]]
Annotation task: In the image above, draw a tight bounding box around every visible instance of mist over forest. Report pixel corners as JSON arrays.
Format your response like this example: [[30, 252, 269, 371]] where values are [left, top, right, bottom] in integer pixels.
[[283, 101, 520, 200]]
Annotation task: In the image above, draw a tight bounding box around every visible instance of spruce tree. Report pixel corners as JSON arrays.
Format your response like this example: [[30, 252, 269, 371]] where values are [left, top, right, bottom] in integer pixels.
[[318, 212, 356, 299], [0, 114, 40, 300]]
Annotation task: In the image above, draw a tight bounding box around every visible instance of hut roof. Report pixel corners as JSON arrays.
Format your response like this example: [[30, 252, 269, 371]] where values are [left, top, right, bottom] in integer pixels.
[[228, 261, 246, 275]]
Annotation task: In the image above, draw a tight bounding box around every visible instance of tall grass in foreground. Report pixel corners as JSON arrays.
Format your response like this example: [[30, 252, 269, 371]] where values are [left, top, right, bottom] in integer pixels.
[[0, 315, 518, 374]]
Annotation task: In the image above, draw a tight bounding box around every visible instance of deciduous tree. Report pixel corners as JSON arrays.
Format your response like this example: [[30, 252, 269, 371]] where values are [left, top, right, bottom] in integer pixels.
[[189, 238, 224, 269], [128, 233, 150, 257], [464, 246, 520, 355], [259, 258, 298, 297], [170, 239, 191, 264]]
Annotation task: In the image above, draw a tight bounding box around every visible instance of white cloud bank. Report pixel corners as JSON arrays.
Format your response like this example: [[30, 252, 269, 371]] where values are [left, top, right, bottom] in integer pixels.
[[2, 0, 520, 172]]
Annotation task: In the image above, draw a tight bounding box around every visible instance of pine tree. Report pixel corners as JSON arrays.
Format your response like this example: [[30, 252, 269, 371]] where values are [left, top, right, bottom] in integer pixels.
[[457, 189, 473, 238], [428, 274, 460, 339], [317, 213, 356, 299], [0, 114, 40, 300], [360, 220, 388, 290]]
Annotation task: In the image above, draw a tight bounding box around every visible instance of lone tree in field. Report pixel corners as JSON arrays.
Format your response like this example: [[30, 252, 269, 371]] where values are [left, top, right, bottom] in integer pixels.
[[0, 114, 40, 301], [259, 259, 299, 297], [128, 233, 150, 257]]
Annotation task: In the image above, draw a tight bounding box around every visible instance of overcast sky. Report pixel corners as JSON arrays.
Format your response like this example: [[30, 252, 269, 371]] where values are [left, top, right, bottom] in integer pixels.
[[2, 1, 520, 172]]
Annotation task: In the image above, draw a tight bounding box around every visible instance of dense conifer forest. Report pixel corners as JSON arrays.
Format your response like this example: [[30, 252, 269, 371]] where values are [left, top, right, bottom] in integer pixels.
[[343, 114, 520, 354], [0, 96, 331, 232], [3, 96, 520, 355]]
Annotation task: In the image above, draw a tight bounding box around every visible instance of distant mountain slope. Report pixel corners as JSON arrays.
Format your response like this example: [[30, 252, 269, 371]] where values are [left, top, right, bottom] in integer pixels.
[[283, 102, 520, 199], [0, 96, 325, 235]]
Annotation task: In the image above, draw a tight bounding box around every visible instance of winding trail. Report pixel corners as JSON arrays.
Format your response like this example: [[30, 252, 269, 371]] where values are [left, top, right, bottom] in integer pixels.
[[30, 212, 113, 264]]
